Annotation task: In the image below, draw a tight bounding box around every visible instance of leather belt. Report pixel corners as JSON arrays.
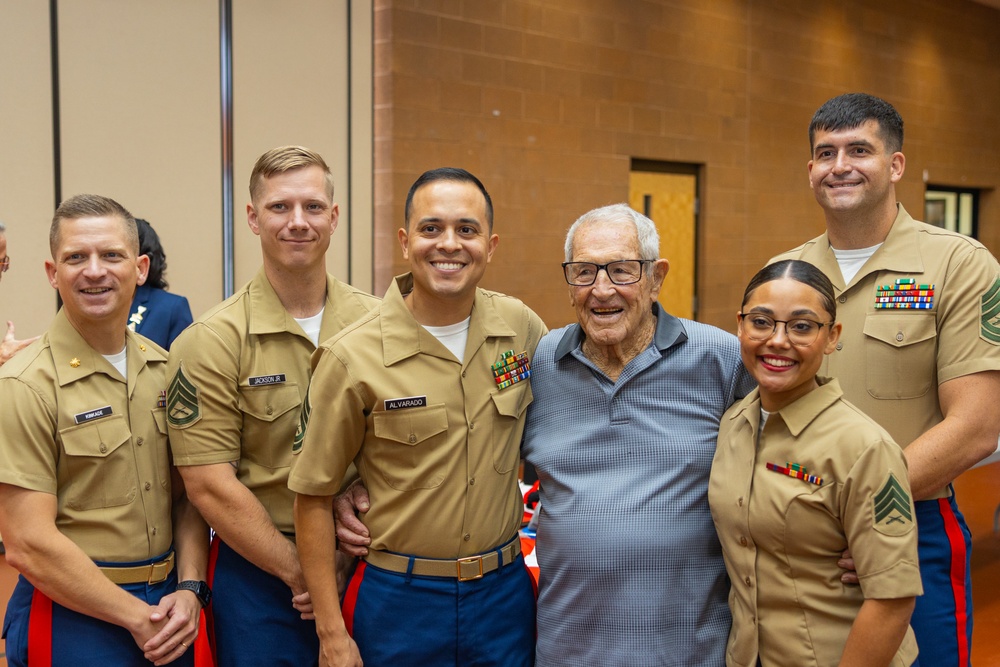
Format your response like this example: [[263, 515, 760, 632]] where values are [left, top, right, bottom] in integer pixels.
[[99, 552, 175, 585], [364, 538, 521, 582]]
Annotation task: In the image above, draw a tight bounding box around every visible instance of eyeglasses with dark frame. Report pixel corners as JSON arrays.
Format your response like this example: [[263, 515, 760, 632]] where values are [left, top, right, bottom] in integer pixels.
[[738, 312, 834, 347], [562, 260, 652, 286]]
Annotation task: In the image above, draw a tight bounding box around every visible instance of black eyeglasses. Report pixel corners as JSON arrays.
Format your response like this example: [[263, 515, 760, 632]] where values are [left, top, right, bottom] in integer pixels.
[[738, 313, 834, 347], [562, 260, 651, 286]]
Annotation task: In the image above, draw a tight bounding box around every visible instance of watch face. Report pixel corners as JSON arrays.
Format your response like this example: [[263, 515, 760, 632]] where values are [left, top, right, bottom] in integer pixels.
[[179, 580, 212, 606]]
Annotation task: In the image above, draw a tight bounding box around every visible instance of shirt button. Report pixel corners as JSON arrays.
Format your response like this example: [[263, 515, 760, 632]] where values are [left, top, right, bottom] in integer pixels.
[[470, 478, 476, 486], [745, 576, 752, 587], [738, 497, 744, 507], [464, 533, 471, 541], [896, 331, 904, 342], [838, 295, 847, 303], [99, 444, 107, 453], [266, 406, 274, 415], [136, 437, 144, 446], [469, 422, 475, 430], [145, 482, 151, 491], [740, 536, 748, 547], [152, 527, 157, 535], [462, 371, 467, 378], [408, 434, 416, 444]]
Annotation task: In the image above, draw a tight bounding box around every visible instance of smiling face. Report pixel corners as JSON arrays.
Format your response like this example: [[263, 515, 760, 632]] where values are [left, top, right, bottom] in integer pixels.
[[808, 119, 904, 219], [398, 179, 499, 324], [568, 219, 667, 356], [45, 215, 149, 334], [738, 277, 841, 411], [247, 165, 338, 274]]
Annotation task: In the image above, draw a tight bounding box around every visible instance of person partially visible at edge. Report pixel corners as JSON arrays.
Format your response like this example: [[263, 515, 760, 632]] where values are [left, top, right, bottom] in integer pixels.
[[0, 221, 40, 366], [710, 259, 921, 667], [165, 146, 378, 667], [0, 194, 209, 666], [520, 203, 754, 666], [771, 92, 1000, 667], [291, 167, 545, 667], [128, 218, 193, 350]]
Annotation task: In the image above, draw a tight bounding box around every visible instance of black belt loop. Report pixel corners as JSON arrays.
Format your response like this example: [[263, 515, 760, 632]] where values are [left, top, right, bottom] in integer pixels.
[[405, 555, 415, 584]]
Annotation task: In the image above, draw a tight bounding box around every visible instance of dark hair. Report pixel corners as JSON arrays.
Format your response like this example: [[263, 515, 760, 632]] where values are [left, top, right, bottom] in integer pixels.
[[136, 218, 169, 290], [404, 168, 494, 232], [51, 194, 137, 258], [809, 93, 904, 154], [742, 260, 837, 320]]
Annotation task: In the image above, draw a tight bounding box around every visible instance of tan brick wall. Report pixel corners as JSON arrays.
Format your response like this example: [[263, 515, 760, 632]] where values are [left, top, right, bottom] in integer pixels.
[[374, 0, 1000, 331]]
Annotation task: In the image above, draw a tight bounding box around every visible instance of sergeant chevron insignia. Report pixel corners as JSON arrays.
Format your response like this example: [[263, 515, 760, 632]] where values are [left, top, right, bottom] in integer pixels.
[[980, 277, 1000, 344], [167, 364, 202, 427], [292, 388, 312, 454], [872, 472, 914, 536]]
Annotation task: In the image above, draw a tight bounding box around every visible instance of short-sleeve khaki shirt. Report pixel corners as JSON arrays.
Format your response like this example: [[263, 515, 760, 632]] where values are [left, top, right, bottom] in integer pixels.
[[0, 310, 173, 561], [771, 205, 1000, 478], [166, 269, 378, 534], [289, 274, 546, 558], [710, 378, 922, 667]]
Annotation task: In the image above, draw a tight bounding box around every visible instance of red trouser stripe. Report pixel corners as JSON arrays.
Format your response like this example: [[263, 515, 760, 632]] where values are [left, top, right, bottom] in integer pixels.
[[341, 561, 366, 636], [204, 535, 221, 666], [938, 497, 971, 667], [27, 588, 53, 667]]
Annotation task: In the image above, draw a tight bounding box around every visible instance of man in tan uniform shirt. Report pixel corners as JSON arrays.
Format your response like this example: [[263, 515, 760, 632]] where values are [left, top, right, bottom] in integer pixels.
[[166, 147, 377, 666], [0, 195, 208, 666], [291, 168, 545, 667], [772, 92, 1000, 667]]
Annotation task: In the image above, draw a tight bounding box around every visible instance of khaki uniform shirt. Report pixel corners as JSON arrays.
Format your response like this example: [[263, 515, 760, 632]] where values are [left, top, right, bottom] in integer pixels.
[[289, 274, 546, 558], [0, 310, 172, 562], [166, 269, 378, 534], [711, 378, 922, 667], [772, 205, 1000, 497]]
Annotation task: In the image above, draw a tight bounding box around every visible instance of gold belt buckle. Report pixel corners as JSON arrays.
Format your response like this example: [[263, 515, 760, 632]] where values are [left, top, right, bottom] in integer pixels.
[[456, 555, 484, 581], [148, 556, 170, 584]]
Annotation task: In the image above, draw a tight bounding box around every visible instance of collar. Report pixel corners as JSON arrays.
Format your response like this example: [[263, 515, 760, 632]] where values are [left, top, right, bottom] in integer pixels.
[[246, 267, 347, 341], [729, 376, 842, 437], [379, 273, 516, 366], [50, 309, 166, 388], [553, 301, 688, 361], [800, 204, 923, 290]]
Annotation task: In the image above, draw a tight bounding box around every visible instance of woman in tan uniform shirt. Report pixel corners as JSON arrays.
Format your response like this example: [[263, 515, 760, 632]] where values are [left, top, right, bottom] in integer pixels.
[[710, 259, 922, 667]]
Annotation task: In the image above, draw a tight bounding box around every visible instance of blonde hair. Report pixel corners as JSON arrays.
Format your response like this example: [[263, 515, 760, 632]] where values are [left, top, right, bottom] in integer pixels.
[[249, 146, 334, 204]]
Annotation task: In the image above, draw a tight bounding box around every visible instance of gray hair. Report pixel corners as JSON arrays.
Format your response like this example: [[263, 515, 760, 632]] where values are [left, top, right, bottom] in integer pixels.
[[564, 203, 660, 262]]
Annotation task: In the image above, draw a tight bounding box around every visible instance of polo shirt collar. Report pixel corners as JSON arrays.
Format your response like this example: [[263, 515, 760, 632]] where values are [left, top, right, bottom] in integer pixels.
[[553, 301, 688, 360], [380, 273, 515, 366]]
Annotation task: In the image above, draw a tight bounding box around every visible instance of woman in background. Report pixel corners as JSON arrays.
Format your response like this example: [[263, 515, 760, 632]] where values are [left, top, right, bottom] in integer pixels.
[[128, 218, 193, 349], [710, 259, 921, 667]]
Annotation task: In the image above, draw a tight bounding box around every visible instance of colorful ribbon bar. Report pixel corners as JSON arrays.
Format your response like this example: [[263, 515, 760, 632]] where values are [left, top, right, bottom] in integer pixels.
[[765, 461, 823, 485], [873, 278, 936, 310]]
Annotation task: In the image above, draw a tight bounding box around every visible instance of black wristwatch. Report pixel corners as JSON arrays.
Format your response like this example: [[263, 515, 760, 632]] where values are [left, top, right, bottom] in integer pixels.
[[176, 580, 212, 608]]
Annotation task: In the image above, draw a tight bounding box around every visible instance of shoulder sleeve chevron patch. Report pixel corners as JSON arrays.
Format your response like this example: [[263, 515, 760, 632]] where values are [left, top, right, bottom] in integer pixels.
[[292, 386, 312, 455], [872, 472, 915, 536], [980, 276, 1000, 345], [167, 363, 202, 428]]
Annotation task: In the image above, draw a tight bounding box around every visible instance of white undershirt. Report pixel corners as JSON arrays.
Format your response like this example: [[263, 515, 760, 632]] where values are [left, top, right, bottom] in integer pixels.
[[294, 308, 325, 347], [759, 407, 771, 433], [103, 345, 128, 379], [832, 243, 882, 285], [423, 317, 471, 362]]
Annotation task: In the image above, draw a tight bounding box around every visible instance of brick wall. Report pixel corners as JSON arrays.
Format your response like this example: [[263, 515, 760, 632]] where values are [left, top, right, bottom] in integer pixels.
[[374, 0, 1000, 330]]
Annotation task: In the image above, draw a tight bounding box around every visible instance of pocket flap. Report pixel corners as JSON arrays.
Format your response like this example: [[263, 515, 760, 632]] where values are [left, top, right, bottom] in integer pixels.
[[239, 384, 301, 423], [863, 313, 936, 348], [373, 404, 448, 445], [61, 415, 131, 458], [490, 384, 533, 418]]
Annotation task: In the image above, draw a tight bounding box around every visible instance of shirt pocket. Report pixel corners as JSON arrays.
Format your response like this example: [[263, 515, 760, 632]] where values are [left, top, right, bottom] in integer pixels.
[[372, 404, 449, 491], [238, 384, 301, 469], [490, 384, 533, 473], [863, 313, 937, 399], [60, 415, 136, 510]]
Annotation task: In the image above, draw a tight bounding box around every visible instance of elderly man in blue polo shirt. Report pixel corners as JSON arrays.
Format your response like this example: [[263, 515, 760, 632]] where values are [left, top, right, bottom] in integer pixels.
[[521, 203, 753, 666]]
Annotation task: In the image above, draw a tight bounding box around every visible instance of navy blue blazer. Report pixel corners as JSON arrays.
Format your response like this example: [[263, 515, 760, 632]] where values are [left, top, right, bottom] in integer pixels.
[[128, 284, 193, 350]]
